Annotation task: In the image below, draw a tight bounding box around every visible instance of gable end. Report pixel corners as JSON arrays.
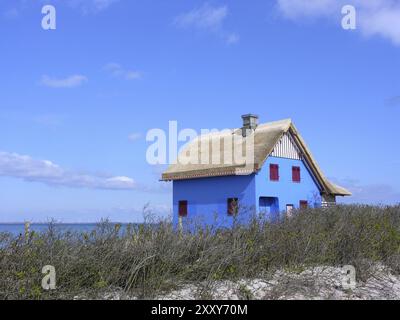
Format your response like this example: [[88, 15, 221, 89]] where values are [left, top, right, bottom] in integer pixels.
[[270, 132, 302, 160]]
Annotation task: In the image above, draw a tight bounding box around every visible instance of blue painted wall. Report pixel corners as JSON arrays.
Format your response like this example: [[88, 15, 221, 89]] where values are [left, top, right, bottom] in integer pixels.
[[173, 174, 256, 229], [255, 156, 321, 220], [172, 156, 322, 229]]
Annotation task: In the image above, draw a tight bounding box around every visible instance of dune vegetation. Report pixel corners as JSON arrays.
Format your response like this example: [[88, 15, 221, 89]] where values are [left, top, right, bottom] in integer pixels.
[[0, 205, 399, 299]]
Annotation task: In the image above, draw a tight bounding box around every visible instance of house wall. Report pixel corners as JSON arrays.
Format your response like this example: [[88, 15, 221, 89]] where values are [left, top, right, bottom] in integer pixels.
[[255, 156, 322, 220], [172, 156, 323, 229], [173, 174, 256, 230]]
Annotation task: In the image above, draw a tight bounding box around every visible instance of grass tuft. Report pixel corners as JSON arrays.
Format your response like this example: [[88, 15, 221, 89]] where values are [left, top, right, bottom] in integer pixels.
[[0, 205, 399, 299]]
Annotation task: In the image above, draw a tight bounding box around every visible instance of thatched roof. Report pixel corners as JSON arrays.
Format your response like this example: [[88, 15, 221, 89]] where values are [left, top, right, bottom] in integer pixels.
[[161, 119, 351, 196]]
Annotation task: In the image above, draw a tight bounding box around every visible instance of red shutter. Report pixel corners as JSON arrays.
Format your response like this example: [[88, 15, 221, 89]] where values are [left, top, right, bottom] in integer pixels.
[[292, 166, 301, 182], [179, 201, 188, 217], [269, 164, 274, 180], [270, 164, 279, 181], [300, 200, 308, 209]]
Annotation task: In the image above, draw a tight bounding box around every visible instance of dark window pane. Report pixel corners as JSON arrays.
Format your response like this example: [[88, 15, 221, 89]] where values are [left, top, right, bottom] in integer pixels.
[[227, 198, 238, 215], [179, 200, 188, 217]]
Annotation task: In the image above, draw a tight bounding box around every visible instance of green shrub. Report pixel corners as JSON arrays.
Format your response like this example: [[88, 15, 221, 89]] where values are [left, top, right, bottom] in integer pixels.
[[0, 205, 399, 299]]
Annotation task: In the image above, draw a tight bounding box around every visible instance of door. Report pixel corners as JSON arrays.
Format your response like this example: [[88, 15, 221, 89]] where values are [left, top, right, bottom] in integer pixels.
[[286, 204, 294, 218], [259, 197, 279, 220]]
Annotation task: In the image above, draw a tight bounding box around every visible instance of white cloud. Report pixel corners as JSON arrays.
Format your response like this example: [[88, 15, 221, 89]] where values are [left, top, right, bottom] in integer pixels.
[[385, 96, 400, 107], [277, 0, 338, 19], [174, 3, 239, 44], [92, 0, 118, 11], [104, 63, 142, 80], [359, 6, 400, 45], [276, 0, 400, 46], [0, 151, 137, 190], [128, 133, 142, 142], [332, 177, 400, 205], [40, 75, 88, 88], [33, 114, 67, 127], [3, 1, 119, 18], [175, 4, 228, 30], [66, 0, 120, 14], [226, 33, 240, 45], [3, 8, 19, 19]]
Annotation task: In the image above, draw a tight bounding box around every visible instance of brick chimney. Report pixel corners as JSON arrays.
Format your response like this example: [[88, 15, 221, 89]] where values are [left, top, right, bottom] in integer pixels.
[[241, 114, 258, 137]]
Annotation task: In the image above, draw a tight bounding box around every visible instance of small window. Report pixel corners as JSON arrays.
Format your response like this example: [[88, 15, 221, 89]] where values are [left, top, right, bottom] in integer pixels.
[[178, 200, 188, 217], [286, 204, 294, 218], [300, 200, 308, 209], [227, 198, 238, 216], [292, 166, 301, 182], [269, 164, 279, 181]]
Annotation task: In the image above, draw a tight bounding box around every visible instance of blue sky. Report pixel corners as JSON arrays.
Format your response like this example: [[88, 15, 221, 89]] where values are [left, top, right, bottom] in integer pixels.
[[0, 0, 399, 222]]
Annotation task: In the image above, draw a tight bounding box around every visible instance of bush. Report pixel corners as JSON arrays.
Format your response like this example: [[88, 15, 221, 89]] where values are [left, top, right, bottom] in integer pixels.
[[0, 205, 399, 299]]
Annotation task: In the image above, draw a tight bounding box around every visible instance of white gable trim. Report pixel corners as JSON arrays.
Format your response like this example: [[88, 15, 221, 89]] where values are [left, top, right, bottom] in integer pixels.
[[269, 131, 324, 192], [270, 132, 302, 160]]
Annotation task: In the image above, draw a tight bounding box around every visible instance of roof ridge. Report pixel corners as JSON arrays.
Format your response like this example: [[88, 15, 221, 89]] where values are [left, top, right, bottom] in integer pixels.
[[161, 117, 351, 197]]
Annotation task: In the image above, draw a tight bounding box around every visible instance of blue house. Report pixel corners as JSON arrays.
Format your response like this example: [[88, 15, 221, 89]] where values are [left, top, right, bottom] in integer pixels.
[[162, 115, 351, 229]]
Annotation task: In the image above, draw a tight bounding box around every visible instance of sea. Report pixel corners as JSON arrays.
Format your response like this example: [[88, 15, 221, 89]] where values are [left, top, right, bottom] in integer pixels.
[[0, 223, 133, 236]]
